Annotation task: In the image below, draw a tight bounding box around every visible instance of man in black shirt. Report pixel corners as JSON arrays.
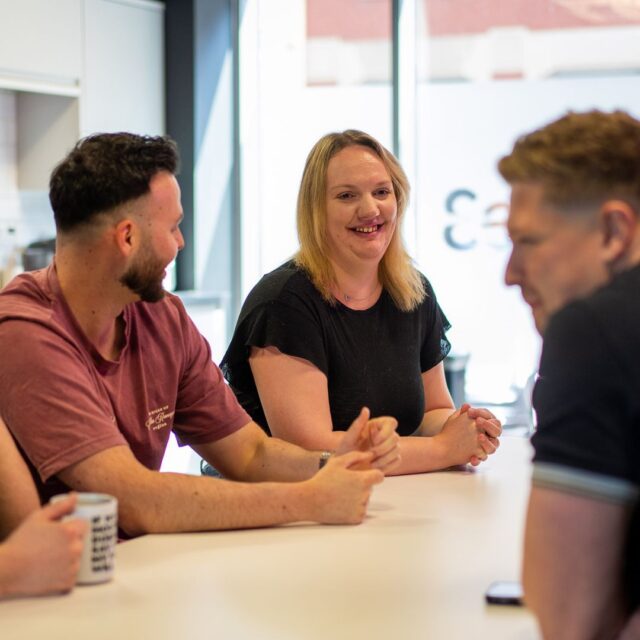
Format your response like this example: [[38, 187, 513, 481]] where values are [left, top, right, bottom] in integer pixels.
[[499, 110, 640, 639]]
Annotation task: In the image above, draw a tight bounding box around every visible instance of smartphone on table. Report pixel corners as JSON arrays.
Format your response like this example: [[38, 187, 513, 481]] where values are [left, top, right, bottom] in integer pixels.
[[485, 580, 524, 606]]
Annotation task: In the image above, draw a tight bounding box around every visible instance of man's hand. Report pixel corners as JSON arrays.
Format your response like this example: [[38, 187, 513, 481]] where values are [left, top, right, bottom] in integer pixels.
[[305, 450, 384, 524], [0, 494, 87, 598], [335, 407, 400, 473]]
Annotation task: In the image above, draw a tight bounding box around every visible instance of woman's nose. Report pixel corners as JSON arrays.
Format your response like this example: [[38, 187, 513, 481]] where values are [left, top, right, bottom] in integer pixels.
[[358, 193, 379, 218]]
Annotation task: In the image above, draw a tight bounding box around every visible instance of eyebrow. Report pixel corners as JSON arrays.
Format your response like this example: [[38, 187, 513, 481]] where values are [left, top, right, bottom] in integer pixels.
[[328, 180, 393, 192]]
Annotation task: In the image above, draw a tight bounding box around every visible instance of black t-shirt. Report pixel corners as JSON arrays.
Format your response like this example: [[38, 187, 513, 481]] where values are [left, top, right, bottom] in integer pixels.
[[532, 263, 640, 611], [221, 261, 451, 437]]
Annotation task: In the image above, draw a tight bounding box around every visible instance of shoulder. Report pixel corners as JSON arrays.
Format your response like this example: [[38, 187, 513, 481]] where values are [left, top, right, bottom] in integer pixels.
[[412, 270, 446, 321], [239, 261, 322, 319], [416, 270, 437, 299], [254, 261, 316, 299], [544, 266, 640, 365], [0, 268, 55, 324]]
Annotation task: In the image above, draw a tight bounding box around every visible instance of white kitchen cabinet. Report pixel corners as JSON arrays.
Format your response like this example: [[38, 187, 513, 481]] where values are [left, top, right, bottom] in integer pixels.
[[0, 0, 164, 190], [80, 0, 165, 136], [0, 0, 82, 95]]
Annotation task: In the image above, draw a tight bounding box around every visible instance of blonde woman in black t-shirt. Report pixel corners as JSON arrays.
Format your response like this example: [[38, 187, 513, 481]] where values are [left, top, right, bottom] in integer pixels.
[[222, 130, 501, 474]]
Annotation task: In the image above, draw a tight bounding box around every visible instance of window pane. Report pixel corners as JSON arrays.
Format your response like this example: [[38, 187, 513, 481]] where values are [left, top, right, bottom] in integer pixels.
[[239, 0, 392, 293], [414, 0, 640, 418]]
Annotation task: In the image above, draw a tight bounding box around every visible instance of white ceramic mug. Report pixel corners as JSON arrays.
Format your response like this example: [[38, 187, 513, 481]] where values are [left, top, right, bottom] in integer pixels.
[[52, 492, 118, 585]]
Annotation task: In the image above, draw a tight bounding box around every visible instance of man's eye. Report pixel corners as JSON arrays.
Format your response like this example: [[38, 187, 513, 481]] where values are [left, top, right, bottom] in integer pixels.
[[514, 237, 538, 246]]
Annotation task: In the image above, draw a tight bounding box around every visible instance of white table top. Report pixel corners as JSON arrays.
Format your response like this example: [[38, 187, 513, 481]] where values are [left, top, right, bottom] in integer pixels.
[[1, 435, 540, 640]]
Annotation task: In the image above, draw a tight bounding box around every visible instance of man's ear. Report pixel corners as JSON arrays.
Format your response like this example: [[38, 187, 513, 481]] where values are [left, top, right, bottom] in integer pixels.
[[599, 200, 637, 265], [113, 218, 137, 256]]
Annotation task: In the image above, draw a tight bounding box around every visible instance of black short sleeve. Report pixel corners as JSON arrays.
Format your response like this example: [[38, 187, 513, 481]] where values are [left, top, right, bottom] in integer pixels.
[[419, 276, 451, 372], [532, 300, 635, 483], [236, 297, 328, 374]]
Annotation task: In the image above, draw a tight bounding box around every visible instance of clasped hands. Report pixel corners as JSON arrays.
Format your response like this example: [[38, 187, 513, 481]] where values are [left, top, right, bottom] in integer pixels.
[[334, 407, 401, 474], [445, 403, 502, 467]]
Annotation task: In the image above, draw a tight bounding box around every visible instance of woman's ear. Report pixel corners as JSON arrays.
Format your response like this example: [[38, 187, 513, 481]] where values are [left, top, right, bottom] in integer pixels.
[[599, 200, 637, 265]]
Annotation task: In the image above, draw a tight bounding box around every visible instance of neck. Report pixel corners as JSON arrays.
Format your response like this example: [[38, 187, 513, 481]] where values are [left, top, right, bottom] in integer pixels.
[[56, 244, 133, 358], [611, 234, 640, 277], [330, 259, 381, 307]]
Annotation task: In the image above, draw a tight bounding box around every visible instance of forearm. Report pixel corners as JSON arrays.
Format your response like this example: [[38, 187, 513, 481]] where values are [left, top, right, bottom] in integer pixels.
[[101, 470, 317, 536], [418, 407, 456, 436], [58, 446, 319, 536], [0, 459, 41, 541], [0, 548, 18, 599], [387, 436, 460, 475], [239, 435, 329, 482], [0, 488, 39, 542], [523, 487, 629, 639]]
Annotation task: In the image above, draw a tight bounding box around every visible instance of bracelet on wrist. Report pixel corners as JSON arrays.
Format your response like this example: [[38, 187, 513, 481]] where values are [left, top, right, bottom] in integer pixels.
[[318, 451, 332, 469]]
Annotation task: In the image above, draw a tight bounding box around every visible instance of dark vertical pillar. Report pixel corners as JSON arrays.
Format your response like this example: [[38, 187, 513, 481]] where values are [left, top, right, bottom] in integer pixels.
[[392, 0, 401, 157], [165, 0, 236, 303], [165, 0, 196, 291]]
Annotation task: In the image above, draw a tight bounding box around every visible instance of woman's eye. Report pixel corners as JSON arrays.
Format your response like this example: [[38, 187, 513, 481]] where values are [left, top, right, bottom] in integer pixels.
[[375, 189, 391, 197], [337, 192, 354, 200]]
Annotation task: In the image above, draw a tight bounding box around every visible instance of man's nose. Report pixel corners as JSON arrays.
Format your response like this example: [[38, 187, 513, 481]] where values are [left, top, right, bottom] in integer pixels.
[[504, 250, 519, 287]]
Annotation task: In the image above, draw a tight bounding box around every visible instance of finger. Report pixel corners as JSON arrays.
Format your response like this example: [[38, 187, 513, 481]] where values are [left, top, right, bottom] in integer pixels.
[[478, 434, 497, 456], [361, 469, 384, 486], [344, 407, 370, 446], [367, 416, 398, 443], [370, 432, 400, 459], [43, 493, 78, 521], [337, 449, 375, 469], [372, 452, 401, 474], [467, 406, 497, 421], [64, 518, 89, 539], [488, 436, 500, 449], [459, 403, 471, 414], [468, 455, 481, 466], [477, 417, 502, 438]]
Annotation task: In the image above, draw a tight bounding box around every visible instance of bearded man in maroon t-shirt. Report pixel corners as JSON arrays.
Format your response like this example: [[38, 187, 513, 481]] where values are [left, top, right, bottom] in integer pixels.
[[0, 133, 400, 536]]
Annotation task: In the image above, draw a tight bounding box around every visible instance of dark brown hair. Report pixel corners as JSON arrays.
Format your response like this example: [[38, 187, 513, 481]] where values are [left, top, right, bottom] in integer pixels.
[[498, 110, 640, 210], [50, 132, 179, 233]]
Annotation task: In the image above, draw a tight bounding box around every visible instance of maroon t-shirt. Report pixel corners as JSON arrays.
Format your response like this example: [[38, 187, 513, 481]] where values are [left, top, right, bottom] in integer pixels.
[[0, 265, 250, 501]]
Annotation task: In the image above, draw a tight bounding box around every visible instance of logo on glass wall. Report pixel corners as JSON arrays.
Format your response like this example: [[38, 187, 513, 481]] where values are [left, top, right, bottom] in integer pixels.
[[443, 189, 509, 251]]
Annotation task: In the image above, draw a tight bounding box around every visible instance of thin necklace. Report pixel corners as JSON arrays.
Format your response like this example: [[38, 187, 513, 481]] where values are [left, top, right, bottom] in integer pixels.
[[342, 283, 381, 303]]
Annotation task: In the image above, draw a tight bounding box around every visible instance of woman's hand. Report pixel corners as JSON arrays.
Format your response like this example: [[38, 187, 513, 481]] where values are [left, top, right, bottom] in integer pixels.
[[0, 494, 87, 599], [335, 407, 400, 474], [466, 406, 502, 466], [430, 404, 500, 467]]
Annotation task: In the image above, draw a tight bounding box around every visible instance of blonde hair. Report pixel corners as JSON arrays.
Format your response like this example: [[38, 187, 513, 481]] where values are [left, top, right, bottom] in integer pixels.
[[294, 130, 425, 311]]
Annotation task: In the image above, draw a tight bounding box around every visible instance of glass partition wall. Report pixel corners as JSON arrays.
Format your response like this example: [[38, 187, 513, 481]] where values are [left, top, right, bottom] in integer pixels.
[[235, 0, 640, 426], [411, 0, 640, 425], [238, 0, 393, 298]]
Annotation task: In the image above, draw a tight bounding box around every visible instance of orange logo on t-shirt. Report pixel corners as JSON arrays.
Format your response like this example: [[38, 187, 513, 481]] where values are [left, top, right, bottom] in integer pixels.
[[145, 405, 175, 431]]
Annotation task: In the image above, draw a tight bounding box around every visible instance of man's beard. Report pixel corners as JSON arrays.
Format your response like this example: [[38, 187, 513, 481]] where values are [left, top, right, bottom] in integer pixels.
[[120, 246, 166, 303]]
